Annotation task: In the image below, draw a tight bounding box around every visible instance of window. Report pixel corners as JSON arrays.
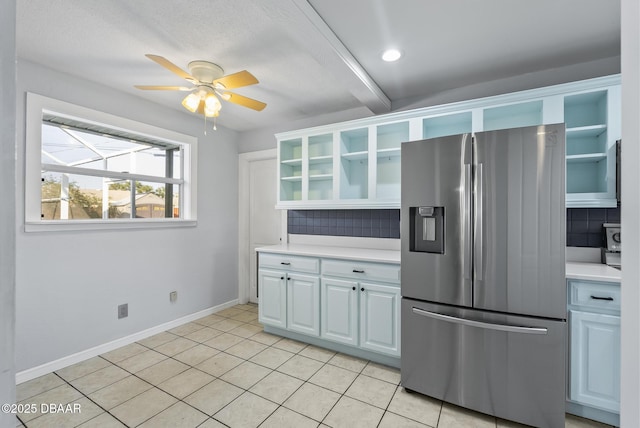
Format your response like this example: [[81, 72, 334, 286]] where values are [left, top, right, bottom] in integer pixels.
[[25, 93, 198, 231]]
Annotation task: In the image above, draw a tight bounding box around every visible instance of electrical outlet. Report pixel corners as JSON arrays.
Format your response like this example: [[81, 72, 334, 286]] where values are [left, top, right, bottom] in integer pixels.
[[169, 291, 177, 302], [118, 303, 128, 319]]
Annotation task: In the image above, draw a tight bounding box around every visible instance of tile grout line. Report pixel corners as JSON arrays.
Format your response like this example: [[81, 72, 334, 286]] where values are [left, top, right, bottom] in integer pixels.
[[317, 362, 363, 428], [18, 305, 258, 427], [122, 306, 289, 427], [20, 304, 407, 428], [94, 306, 260, 427], [201, 338, 319, 425]]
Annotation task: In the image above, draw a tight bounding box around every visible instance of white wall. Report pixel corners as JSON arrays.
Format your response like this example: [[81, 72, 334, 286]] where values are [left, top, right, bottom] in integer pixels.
[[15, 59, 239, 372], [621, 0, 640, 425], [1, 0, 16, 425]]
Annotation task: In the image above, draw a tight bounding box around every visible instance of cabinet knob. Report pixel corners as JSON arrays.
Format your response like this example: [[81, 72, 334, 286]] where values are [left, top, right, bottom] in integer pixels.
[[287, 277, 291, 281], [352, 286, 356, 291], [280, 276, 284, 280], [361, 287, 365, 292]]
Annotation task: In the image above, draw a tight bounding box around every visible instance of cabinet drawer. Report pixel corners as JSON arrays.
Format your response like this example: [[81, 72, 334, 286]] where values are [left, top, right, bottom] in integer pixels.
[[322, 259, 400, 284], [568, 280, 620, 312], [259, 253, 320, 274]]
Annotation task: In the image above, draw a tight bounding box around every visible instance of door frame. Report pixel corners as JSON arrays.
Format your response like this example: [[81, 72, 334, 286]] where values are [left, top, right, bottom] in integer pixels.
[[238, 148, 287, 304]]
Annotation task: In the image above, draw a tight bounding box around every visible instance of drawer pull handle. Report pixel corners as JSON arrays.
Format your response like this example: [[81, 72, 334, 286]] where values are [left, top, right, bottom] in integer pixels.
[[353, 269, 365, 273], [280, 262, 291, 265], [590, 295, 614, 301]]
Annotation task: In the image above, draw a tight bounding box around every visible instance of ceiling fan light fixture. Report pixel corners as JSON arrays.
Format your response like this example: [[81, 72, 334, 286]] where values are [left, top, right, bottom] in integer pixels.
[[181, 92, 201, 112], [204, 92, 222, 115], [137, 55, 267, 133], [382, 48, 402, 62]]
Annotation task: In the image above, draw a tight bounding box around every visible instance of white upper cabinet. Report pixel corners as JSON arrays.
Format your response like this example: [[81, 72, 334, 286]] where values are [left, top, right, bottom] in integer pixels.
[[564, 86, 620, 207], [276, 75, 620, 209]]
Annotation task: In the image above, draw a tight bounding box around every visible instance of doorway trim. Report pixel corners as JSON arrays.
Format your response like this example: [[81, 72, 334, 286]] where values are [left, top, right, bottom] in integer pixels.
[[238, 148, 286, 304]]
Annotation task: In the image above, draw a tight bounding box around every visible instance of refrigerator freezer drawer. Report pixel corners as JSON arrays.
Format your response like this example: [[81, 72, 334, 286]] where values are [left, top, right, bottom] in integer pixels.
[[401, 298, 566, 428]]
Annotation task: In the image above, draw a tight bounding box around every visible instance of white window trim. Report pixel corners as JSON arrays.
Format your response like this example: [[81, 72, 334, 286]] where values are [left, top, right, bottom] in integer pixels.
[[25, 92, 198, 232]]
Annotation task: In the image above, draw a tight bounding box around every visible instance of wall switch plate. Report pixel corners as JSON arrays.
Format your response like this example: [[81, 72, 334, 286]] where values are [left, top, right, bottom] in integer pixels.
[[169, 291, 177, 302], [118, 303, 128, 319]]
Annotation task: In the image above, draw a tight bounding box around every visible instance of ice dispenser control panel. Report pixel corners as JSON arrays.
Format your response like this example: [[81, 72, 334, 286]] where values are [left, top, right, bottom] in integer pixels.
[[409, 206, 444, 254]]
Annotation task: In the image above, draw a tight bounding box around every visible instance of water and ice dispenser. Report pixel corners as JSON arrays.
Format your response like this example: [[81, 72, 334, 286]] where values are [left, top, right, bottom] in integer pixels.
[[409, 206, 444, 254]]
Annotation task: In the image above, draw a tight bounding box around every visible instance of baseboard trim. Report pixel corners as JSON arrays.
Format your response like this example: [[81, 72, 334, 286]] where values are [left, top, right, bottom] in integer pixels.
[[566, 400, 620, 427], [16, 299, 239, 384], [263, 325, 400, 369]]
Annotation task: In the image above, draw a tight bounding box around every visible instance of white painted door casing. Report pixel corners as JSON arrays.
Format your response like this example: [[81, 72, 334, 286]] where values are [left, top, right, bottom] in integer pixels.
[[249, 157, 281, 303]]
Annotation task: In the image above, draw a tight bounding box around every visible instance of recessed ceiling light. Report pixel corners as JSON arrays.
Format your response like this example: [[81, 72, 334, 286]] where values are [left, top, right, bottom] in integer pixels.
[[382, 49, 402, 62]]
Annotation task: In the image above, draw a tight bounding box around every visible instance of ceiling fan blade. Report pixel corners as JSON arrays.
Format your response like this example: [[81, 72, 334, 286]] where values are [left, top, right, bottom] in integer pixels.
[[134, 85, 192, 91], [145, 54, 195, 82], [214, 70, 258, 90], [222, 91, 266, 111]]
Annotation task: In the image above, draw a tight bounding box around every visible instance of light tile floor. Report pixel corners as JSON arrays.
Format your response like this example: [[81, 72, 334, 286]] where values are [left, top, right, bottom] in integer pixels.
[[15, 304, 614, 428]]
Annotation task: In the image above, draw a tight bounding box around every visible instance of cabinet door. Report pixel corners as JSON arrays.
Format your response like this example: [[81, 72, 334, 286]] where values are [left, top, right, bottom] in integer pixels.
[[570, 310, 620, 412], [321, 278, 358, 346], [359, 282, 400, 356], [258, 270, 286, 328], [287, 273, 320, 336]]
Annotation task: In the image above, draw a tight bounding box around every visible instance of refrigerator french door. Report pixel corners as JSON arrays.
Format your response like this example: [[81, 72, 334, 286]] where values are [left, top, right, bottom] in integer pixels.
[[400, 124, 566, 428]]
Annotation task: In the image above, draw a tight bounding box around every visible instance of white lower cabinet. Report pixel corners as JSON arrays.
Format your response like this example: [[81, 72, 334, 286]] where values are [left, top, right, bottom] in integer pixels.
[[567, 279, 620, 423], [320, 263, 401, 357], [569, 310, 620, 412], [258, 250, 401, 360], [258, 269, 287, 329], [321, 278, 358, 346], [258, 253, 321, 333], [359, 282, 400, 355], [287, 273, 320, 336]]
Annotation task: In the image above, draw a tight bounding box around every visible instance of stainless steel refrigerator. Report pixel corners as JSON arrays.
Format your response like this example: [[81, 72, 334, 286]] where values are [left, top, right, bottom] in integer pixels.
[[400, 124, 566, 428]]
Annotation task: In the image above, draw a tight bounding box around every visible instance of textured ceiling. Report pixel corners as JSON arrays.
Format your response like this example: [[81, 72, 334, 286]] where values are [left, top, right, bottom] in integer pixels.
[[16, 0, 620, 133], [309, 0, 620, 101]]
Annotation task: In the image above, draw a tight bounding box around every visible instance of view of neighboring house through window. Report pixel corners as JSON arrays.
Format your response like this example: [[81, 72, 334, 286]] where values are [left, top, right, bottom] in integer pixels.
[[41, 117, 182, 220], [25, 92, 197, 230]]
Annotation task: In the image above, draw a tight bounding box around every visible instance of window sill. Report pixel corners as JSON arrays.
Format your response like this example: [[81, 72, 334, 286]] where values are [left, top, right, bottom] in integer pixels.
[[24, 219, 197, 233]]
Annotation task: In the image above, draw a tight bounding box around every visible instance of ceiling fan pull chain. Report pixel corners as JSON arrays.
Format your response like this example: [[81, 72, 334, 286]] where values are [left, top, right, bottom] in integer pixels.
[[204, 115, 207, 136], [213, 117, 217, 131]]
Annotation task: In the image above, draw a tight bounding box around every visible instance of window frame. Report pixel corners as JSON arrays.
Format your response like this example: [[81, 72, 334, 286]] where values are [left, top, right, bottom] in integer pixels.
[[25, 93, 198, 232]]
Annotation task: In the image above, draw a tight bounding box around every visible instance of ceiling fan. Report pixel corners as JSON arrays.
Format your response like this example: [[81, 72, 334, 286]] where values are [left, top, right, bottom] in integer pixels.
[[135, 54, 266, 121]]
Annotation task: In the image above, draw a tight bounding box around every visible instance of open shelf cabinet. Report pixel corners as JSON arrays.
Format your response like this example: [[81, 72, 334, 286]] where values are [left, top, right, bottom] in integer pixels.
[[564, 88, 619, 207], [276, 75, 620, 209]]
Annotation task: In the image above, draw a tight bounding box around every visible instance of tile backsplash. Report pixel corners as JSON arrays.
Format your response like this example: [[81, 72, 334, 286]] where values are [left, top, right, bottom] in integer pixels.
[[287, 209, 400, 238], [288, 207, 620, 247], [566, 207, 620, 247]]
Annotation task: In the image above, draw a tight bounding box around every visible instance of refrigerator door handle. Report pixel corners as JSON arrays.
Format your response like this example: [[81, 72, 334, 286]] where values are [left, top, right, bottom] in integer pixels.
[[474, 163, 484, 281], [411, 307, 548, 335], [464, 164, 473, 281]]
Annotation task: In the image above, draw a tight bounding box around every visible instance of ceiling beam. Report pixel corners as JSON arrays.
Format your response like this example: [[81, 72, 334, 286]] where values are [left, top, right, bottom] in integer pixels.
[[263, 0, 391, 114]]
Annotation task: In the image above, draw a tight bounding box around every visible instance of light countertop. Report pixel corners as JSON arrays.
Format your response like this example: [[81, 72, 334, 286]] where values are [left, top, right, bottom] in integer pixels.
[[566, 262, 621, 282], [256, 243, 400, 264], [257, 245, 621, 282]]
